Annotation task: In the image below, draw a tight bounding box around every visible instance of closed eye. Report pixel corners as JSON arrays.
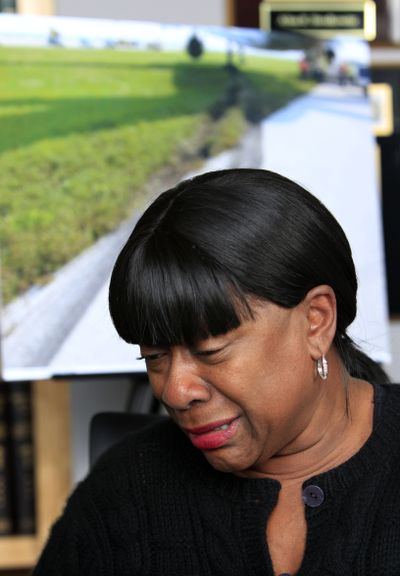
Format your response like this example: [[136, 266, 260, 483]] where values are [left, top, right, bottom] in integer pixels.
[[195, 346, 228, 363], [196, 348, 223, 357], [136, 352, 166, 362]]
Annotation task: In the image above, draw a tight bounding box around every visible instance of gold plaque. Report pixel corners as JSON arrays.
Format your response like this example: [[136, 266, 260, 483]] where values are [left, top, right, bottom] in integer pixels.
[[260, 0, 376, 40]]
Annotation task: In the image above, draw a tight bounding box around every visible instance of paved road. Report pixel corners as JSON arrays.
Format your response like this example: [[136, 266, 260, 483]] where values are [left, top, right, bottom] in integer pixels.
[[2, 126, 262, 379], [2, 216, 143, 378], [260, 83, 390, 363], [2, 83, 390, 379]]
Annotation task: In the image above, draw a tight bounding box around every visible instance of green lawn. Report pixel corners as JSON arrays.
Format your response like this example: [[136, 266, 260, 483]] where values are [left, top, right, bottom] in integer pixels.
[[0, 46, 313, 302]]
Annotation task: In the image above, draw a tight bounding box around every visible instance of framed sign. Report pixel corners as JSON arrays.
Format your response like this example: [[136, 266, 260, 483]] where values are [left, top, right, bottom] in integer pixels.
[[260, 0, 376, 40]]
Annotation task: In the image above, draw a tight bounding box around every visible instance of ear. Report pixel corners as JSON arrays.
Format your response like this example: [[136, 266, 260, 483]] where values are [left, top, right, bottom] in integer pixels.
[[302, 285, 337, 360]]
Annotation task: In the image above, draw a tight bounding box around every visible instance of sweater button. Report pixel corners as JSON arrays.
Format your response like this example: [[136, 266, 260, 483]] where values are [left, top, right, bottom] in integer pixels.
[[302, 485, 325, 507]]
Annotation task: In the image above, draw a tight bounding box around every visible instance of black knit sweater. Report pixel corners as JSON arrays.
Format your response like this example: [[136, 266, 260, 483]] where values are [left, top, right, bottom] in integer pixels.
[[34, 383, 400, 575]]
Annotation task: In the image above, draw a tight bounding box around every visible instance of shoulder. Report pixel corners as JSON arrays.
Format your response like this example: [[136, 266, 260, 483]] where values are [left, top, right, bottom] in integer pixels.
[[91, 417, 189, 474], [35, 419, 230, 574], [54, 420, 194, 538], [373, 382, 400, 425], [82, 418, 203, 500], [377, 382, 400, 393], [371, 383, 400, 464], [374, 382, 400, 407]]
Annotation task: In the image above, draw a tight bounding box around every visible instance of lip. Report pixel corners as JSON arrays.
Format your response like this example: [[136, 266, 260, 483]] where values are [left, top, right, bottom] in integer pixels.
[[184, 417, 238, 435], [184, 417, 240, 451]]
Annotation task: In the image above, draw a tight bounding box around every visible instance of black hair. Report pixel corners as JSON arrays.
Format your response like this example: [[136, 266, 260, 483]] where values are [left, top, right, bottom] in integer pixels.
[[109, 168, 389, 384]]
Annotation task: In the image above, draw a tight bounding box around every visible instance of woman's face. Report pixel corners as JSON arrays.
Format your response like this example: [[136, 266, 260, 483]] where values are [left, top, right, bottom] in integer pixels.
[[139, 299, 323, 476]]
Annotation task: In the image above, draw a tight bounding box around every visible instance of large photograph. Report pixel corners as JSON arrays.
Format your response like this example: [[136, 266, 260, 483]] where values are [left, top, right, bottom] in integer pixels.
[[0, 14, 389, 380]]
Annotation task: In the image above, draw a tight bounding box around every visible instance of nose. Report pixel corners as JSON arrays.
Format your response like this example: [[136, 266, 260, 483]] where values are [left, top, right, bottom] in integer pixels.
[[160, 350, 211, 411]]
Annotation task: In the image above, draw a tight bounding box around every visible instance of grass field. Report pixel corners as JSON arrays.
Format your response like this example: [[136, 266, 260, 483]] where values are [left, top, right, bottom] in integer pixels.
[[0, 46, 313, 302]]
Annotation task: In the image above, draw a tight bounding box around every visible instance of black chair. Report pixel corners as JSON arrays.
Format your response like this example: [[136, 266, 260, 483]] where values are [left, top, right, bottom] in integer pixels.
[[89, 412, 167, 467]]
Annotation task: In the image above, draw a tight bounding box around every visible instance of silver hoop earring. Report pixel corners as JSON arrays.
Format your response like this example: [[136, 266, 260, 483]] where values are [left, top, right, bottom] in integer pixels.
[[317, 355, 328, 380]]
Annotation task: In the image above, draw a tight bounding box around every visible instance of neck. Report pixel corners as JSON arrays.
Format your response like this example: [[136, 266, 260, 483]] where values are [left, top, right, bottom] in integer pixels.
[[249, 360, 374, 485]]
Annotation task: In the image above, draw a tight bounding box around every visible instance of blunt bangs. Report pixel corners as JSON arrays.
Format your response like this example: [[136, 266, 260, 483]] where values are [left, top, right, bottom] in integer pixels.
[[110, 229, 252, 346], [110, 167, 358, 350]]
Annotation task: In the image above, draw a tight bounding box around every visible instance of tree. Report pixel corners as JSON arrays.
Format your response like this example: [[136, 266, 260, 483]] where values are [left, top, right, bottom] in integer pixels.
[[187, 35, 204, 59]]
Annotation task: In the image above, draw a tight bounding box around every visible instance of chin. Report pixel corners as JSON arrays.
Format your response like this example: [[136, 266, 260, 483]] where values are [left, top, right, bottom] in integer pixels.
[[203, 451, 251, 475]]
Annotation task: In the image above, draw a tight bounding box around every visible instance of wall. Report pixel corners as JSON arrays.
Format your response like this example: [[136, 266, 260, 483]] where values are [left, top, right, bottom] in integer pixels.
[[54, 0, 228, 26]]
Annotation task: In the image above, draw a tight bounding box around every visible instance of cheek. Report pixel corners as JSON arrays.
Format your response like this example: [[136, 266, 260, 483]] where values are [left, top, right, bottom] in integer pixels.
[[146, 373, 164, 400], [246, 356, 314, 425], [208, 363, 256, 401], [267, 331, 313, 391]]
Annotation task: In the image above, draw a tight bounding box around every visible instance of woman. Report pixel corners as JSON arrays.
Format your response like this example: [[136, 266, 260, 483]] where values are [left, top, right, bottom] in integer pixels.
[[34, 168, 398, 576]]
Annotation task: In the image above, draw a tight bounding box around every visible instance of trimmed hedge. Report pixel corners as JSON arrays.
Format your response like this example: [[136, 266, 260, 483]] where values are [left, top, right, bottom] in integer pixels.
[[0, 47, 313, 302]]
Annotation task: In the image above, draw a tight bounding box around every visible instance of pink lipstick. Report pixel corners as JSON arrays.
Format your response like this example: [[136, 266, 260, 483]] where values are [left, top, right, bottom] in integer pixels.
[[184, 417, 239, 450]]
